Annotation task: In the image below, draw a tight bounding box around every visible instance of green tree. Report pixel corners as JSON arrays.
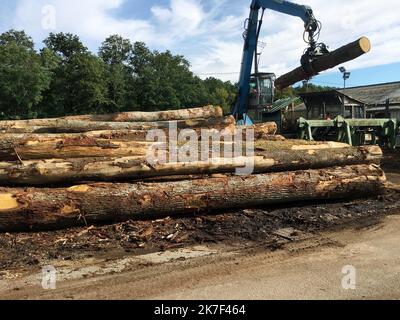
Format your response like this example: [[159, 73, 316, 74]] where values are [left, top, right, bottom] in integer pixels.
[[0, 30, 51, 119], [40, 33, 108, 116], [43, 32, 87, 60], [99, 35, 133, 65], [0, 30, 34, 50], [0, 30, 242, 119], [129, 42, 155, 110], [203, 77, 236, 113], [129, 43, 212, 111], [99, 35, 134, 112]]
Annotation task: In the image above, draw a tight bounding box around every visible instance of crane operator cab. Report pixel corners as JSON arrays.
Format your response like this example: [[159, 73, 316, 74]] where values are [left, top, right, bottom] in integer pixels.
[[246, 72, 276, 124]]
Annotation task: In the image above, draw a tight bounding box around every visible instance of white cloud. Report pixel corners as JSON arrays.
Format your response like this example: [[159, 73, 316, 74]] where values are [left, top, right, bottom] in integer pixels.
[[5, 0, 400, 82], [13, 0, 154, 49], [151, 0, 205, 44]]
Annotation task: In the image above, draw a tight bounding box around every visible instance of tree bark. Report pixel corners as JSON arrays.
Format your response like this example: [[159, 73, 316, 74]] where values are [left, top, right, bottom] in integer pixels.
[[0, 141, 18, 161], [0, 145, 382, 185], [0, 164, 386, 232], [0, 116, 236, 134], [0, 137, 346, 162], [275, 37, 371, 90], [62, 105, 223, 122]]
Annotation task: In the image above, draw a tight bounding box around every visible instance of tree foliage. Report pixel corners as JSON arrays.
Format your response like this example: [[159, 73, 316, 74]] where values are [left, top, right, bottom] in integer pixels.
[[0, 31, 51, 119], [0, 29, 332, 120], [0, 30, 34, 50], [99, 35, 134, 112], [39, 33, 108, 117]]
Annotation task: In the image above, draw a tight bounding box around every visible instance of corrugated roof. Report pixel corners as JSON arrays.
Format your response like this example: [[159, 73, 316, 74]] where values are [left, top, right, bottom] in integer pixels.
[[298, 90, 365, 104], [268, 97, 300, 113], [337, 81, 400, 105]]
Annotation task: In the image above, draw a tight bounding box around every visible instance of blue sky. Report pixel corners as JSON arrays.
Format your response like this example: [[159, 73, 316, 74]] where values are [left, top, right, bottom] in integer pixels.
[[309, 62, 400, 88], [1, 0, 399, 88]]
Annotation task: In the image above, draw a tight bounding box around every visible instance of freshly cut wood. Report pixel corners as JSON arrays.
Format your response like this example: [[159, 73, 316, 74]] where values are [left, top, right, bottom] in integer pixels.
[[0, 128, 231, 144], [62, 105, 223, 122], [0, 136, 343, 162], [0, 164, 386, 231], [275, 37, 371, 90], [255, 135, 285, 141], [0, 123, 280, 160], [240, 122, 278, 136], [0, 122, 277, 142], [0, 116, 236, 134], [0, 145, 382, 185], [3, 139, 160, 160]]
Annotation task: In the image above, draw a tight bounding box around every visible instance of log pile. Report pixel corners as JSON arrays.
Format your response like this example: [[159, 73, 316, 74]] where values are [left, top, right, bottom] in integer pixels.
[[0, 105, 387, 232]]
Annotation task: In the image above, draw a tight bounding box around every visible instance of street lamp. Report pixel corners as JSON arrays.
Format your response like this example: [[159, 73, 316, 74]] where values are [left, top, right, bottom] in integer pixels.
[[339, 67, 351, 116]]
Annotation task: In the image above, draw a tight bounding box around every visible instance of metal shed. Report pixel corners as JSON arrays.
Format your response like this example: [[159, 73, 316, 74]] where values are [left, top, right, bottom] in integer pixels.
[[299, 90, 366, 120], [340, 81, 400, 120]]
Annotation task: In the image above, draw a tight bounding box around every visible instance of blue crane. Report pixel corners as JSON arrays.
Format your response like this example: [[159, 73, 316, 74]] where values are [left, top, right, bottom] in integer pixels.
[[232, 0, 328, 125]]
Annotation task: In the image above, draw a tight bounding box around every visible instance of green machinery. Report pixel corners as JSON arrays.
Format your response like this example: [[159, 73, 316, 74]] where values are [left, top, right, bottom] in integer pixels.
[[297, 116, 399, 149]]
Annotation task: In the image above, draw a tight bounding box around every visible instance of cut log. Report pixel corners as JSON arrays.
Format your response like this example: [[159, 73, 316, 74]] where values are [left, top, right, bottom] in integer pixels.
[[0, 116, 236, 134], [240, 122, 278, 136], [0, 128, 233, 144], [0, 122, 278, 144], [4, 139, 160, 160], [0, 145, 382, 185], [0, 137, 342, 162], [0, 164, 386, 232], [0, 123, 280, 160], [62, 105, 223, 122], [275, 37, 371, 90]]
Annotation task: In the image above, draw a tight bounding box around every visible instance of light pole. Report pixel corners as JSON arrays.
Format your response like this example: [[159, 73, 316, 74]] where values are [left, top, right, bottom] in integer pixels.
[[339, 67, 351, 116]]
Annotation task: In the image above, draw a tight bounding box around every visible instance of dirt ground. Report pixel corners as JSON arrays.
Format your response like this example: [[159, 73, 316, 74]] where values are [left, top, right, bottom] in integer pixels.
[[2, 214, 399, 300], [0, 151, 399, 300]]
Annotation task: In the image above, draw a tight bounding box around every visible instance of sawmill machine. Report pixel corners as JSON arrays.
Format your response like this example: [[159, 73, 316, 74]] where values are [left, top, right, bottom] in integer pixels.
[[231, 0, 329, 125]]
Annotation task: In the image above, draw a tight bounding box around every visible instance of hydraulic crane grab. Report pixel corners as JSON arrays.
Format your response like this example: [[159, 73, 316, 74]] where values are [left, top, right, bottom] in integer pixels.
[[232, 0, 329, 124]]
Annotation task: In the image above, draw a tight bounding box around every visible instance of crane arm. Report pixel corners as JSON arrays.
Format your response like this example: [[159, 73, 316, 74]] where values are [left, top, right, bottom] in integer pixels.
[[233, 0, 323, 122], [255, 0, 314, 24]]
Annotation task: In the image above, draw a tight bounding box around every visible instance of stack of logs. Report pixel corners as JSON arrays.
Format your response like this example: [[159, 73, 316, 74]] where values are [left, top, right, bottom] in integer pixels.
[[0, 105, 386, 232]]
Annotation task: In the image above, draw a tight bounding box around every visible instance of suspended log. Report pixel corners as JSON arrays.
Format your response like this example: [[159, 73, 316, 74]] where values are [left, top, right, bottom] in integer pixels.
[[275, 37, 371, 90], [0, 164, 386, 231], [62, 105, 223, 122], [0, 116, 236, 134], [0, 123, 280, 161], [0, 145, 382, 185]]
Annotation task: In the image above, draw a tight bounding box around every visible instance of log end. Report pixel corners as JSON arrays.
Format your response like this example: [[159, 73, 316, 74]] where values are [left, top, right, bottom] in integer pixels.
[[359, 37, 371, 53], [68, 185, 90, 193], [363, 145, 383, 156], [0, 194, 19, 211]]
